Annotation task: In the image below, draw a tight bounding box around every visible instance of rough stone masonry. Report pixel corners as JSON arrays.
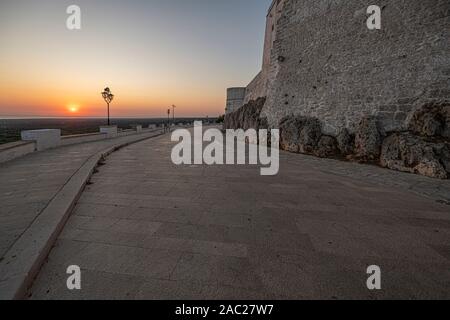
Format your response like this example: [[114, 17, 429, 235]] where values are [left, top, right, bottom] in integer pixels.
[[225, 0, 450, 179]]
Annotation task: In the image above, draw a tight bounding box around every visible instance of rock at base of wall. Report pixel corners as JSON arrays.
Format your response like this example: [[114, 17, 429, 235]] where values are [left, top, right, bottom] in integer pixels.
[[279, 117, 301, 152], [354, 116, 383, 161], [380, 132, 449, 179], [336, 128, 354, 155], [279, 115, 340, 158], [315, 135, 339, 158], [224, 97, 267, 130], [226, 102, 450, 180], [280, 116, 322, 154], [408, 101, 450, 138], [299, 117, 322, 154]]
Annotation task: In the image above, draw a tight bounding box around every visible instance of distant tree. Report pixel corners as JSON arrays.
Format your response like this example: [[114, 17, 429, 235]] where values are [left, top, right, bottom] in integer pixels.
[[101, 87, 114, 126], [216, 115, 225, 124]]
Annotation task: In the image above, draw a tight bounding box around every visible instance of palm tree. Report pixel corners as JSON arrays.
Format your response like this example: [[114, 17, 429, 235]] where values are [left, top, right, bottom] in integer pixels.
[[101, 87, 114, 126]]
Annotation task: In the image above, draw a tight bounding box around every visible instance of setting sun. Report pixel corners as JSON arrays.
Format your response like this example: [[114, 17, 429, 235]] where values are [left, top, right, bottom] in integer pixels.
[[67, 104, 80, 113]]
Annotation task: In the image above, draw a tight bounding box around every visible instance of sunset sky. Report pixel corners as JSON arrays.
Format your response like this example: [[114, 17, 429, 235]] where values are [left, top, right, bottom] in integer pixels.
[[0, 0, 271, 118]]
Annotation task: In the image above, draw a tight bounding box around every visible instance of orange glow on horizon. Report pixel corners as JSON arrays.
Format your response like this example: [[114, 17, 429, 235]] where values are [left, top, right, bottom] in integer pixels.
[[67, 104, 80, 114], [0, 1, 267, 118]]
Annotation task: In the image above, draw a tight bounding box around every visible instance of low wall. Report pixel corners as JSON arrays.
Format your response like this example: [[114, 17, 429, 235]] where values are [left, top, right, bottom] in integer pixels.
[[60, 132, 108, 146], [21, 129, 61, 151], [118, 129, 137, 137], [0, 141, 36, 164], [0, 127, 163, 164]]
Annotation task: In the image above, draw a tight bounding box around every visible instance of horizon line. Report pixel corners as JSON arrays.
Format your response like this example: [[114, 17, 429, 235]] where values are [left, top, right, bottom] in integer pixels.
[[0, 116, 219, 120]]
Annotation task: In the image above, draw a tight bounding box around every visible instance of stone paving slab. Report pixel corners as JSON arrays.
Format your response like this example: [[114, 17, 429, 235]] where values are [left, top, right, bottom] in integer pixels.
[[27, 131, 450, 300], [0, 129, 165, 299], [0, 130, 163, 260]]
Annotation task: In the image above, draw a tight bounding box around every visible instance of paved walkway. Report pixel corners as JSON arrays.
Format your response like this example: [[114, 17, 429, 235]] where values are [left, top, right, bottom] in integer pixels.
[[29, 132, 450, 299], [0, 130, 163, 260]]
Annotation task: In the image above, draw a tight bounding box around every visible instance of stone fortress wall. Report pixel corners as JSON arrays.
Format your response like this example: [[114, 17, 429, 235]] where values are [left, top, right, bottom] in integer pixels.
[[229, 0, 449, 134], [226, 0, 450, 179], [242, 0, 285, 106]]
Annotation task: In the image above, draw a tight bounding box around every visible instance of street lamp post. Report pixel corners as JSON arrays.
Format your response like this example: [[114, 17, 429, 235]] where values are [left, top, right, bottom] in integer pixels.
[[172, 105, 176, 125], [167, 108, 171, 132], [101, 87, 114, 126]]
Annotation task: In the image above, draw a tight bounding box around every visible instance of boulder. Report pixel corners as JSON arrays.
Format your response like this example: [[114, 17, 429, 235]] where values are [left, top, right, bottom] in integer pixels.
[[415, 160, 448, 180], [224, 97, 266, 130], [336, 128, 354, 155], [279, 116, 301, 152], [298, 117, 322, 154], [380, 132, 449, 179], [408, 101, 450, 138], [279, 115, 322, 154], [315, 135, 339, 158], [355, 116, 383, 161]]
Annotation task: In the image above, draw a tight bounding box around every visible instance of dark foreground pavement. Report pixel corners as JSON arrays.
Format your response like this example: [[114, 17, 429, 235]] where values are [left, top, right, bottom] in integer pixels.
[[29, 131, 450, 299]]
